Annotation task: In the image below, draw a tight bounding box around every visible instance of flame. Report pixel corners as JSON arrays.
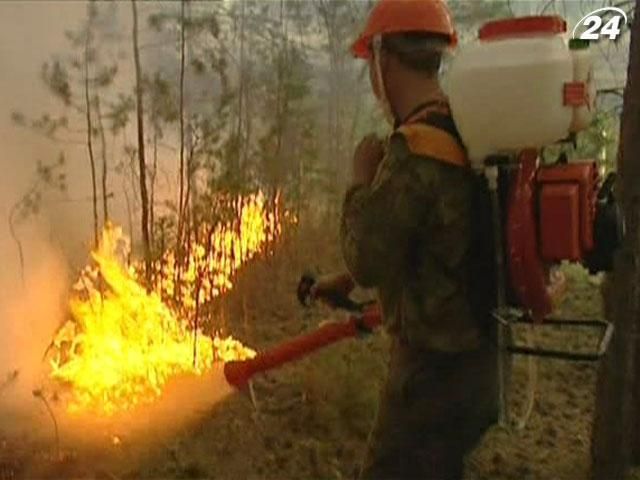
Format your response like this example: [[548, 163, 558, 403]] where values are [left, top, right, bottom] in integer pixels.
[[153, 191, 286, 312], [48, 191, 292, 416]]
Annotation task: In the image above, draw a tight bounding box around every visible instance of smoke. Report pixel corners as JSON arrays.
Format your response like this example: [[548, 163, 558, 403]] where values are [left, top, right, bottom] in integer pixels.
[[0, 234, 69, 437], [0, 229, 237, 462], [55, 366, 236, 447], [45, 371, 237, 479], [0, 1, 84, 438], [0, 212, 237, 458]]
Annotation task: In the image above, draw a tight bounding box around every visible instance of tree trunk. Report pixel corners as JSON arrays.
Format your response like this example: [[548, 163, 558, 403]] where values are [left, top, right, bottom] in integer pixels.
[[626, 0, 640, 466], [150, 129, 158, 247], [236, 0, 246, 183], [123, 182, 134, 252], [272, 0, 286, 187], [177, 0, 187, 251], [184, 0, 196, 246], [83, 16, 99, 248], [184, 125, 195, 250], [8, 203, 26, 288], [95, 95, 109, 223], [131, 0, 151, 287], [591, 4, 640, 479], [316, 0, 343, 197]]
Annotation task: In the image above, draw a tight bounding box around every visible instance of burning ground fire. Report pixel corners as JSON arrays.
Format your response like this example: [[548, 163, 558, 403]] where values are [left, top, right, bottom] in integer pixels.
[[153, 190, 286, 315], [47, 191, 291, 416]]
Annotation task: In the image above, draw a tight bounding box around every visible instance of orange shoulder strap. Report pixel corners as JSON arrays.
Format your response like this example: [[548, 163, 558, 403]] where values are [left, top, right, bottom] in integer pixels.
[[395, 123, 468, 168]]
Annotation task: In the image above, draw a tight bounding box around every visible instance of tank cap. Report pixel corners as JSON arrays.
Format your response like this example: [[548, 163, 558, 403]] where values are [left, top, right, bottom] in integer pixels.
[[569, 38, 590, 50], [479, 16, 567, 41]]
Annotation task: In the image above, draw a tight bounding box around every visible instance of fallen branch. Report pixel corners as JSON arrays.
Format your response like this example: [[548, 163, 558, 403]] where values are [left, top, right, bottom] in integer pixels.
[[8, 204, 26, 289], [32, 389, 60, 462]]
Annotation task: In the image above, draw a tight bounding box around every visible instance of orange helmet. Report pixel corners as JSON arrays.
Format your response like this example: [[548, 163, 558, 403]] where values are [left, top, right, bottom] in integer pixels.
[[351, 0, 458, 59]]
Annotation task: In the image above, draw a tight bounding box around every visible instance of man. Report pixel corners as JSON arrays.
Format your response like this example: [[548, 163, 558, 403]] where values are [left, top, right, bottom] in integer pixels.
[[340, 1, 499, 478]]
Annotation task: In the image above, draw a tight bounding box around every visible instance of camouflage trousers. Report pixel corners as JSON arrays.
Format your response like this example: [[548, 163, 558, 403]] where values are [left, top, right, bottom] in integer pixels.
[[359, 339, 499, 480]]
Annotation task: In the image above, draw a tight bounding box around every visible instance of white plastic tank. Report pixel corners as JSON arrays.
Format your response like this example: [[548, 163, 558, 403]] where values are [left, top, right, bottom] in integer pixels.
[[444, 16, 593, 168]]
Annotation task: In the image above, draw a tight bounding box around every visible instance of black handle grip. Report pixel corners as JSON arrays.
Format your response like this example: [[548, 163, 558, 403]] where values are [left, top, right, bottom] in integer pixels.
[[296, 272, 371, 313], [297, 272, 316, 307]]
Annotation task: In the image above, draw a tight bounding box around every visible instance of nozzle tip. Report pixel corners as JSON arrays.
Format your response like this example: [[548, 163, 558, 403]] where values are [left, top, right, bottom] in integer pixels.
[[223, 360, 250, 390]]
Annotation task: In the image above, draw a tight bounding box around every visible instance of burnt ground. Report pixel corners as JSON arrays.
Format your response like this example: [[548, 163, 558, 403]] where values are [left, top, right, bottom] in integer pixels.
[[0, 223, 636, 480]]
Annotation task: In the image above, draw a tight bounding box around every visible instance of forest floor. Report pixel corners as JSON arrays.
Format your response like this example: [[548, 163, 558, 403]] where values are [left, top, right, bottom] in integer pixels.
[[0, 222, 632, 480]]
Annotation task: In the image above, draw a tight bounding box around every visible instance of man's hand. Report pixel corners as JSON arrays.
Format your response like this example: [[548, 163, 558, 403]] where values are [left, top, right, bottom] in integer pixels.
[[310, 272, 355, 304], [352, 134, 385, 186], [297, 272, 357, 310]]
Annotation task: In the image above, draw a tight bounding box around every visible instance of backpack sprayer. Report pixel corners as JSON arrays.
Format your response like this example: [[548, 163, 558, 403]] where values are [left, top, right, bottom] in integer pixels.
[[224, 15, 622, 429], [443, 15, 620, 427]]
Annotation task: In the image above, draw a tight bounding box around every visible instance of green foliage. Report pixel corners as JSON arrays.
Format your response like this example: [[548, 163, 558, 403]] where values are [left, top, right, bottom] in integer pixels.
[[143, 1, 233, 201], [146, 72, 178, 127], [94, 64, 118, 88], [41, 60, 72, 106], [107, 93, 135, 134], [11, 111, 69, 141], [151, 214, 178, 260], [255, 36, 317, 189], [10, 154, 67, 225], [576, 111, 620, 170], [541, 110, 620, 172], [15, 1, 126, 251]]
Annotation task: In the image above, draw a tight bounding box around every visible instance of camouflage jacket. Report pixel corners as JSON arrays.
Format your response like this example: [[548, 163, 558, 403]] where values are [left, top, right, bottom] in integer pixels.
[[340, 108, 496, 353]]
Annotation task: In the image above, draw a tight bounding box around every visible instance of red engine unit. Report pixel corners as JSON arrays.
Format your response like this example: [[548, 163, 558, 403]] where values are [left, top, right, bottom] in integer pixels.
[[506, 156, 599, 320], [537, 162, 598, 262]]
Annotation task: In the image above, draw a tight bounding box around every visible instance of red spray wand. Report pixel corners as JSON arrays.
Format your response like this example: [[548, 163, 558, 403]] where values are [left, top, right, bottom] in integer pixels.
[[223, 273, 380, 389], [224, 306, 380, 389]]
